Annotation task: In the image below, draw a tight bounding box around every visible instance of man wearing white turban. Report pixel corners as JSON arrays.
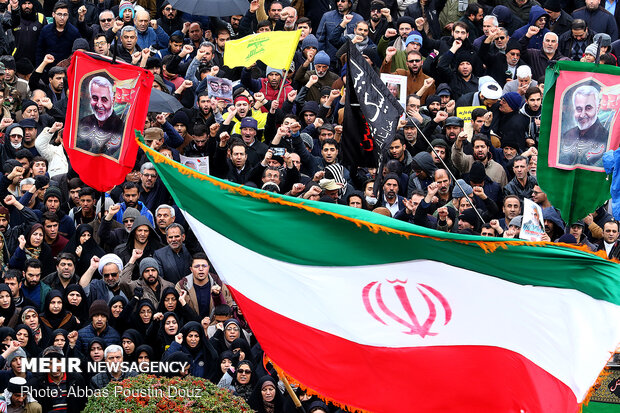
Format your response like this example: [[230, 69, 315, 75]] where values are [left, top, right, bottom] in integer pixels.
[[79, 253, 128, 303]]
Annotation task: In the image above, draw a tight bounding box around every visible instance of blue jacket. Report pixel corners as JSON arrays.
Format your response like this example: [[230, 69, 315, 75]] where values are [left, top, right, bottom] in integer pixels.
[[76, 323, 121, 354], [113, 201, 155, 226], [604, 149, 620, 220], [35, 22, 81, 65], [316, 10, 363, 64], [137, 26, 170, 50], [512, 6, 550, 50]]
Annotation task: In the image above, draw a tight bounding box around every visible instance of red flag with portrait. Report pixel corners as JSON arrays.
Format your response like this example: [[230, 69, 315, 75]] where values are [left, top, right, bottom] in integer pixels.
[[63, 51, 154, 192]]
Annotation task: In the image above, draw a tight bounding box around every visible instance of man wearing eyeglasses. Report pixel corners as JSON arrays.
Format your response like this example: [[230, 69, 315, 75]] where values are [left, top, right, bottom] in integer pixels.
[[35, 2, 81, 66], [157, 1, 184, 36], [8, 0, 46, 65], [511, 5, 550, 49], [76, 10, 114, 46], [175, 253, 233, 319], [383, 46, 435, 104], [80, 253, 128, 303]]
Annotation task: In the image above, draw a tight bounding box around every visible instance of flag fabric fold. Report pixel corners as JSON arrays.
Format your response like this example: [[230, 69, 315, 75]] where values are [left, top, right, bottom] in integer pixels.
[[342, 42, 403, 168], [64, 52, 153, 192], [141, 140, 620, 413], [538, 60, 614, 225], [223, 30, 301, 70]]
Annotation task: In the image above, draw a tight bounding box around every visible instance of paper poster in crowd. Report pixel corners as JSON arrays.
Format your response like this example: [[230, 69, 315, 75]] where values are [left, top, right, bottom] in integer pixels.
[[380, 73, 407, 109], [456, 106, 485, 123], [206, 75, 233, 103], [519, 198, 545, 241], [180, 155, 209, 175]]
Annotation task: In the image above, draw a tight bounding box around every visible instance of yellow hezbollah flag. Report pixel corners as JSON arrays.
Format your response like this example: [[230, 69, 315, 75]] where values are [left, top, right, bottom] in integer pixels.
[[224, 30, 301, 70]]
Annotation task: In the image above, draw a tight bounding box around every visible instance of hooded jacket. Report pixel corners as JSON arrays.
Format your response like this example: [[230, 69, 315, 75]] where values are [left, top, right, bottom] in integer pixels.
[[512, 6, 550, 49], [113, 215, 163, 273]]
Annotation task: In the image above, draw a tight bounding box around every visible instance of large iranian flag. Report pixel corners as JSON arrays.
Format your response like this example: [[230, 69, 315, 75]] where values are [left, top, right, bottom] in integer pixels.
[[142, 143, 620, 413]]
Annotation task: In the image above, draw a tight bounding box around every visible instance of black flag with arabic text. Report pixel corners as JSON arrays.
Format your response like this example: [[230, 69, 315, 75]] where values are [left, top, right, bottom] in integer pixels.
[[342, 41, 404, 168]]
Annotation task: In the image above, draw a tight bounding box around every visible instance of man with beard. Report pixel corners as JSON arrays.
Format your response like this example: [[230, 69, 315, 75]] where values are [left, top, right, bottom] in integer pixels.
[[9, 0, 46, 64], [28, 63, 66, 105], [153, 204, 175, 244], [437, 42, 479, 99], [367, 1, 391, 44], [154, 224, 192, 284], [459, 3, 484, 39], [76, 299, 121, 353], [387, 136, 414, 175], [559, 84, 608, 168], [378, 16, 415, 54], [433, 169, 453, 205], [80, 253, 128, 303], [240, 66, 293, 109], [519, 86, 542, 147], [187, 22, 204, 50], [443, 116, 473, 155], [572, 0, 618, 41], [183, 125, 212, 158], [21, 259, 50, 312], [232, 117, 267, 167], [294, 49, 339, 103], [317, 0, 363, 64], [41, 252, 79, 294], [77, 76, 123, 158], [543, 206, 565, 241], [0, 194, 38, 258], [519, 26, 566, 80], [157, 1, 184, 36], [222, 94, 268, 135], [112, 182, 154, 226], [120, 250, 174, 308], [281, 6, 297, 31], [184, 92, 215, 128], [377, 174, 405, 216], [114, 215, 163, 275], [481, 31, 527, 87], [98, 204, 135, 253], [453, 133, 508, 186], [383, 48, 435, 103]]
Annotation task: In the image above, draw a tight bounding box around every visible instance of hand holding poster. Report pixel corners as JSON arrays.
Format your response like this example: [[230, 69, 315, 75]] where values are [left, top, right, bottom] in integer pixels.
[[64, 51, 153, 192], [206, 75, 233, 103], [519, 198, 545, 241]]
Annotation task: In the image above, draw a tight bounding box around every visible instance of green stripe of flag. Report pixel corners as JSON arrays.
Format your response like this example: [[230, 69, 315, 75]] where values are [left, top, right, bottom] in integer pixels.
[[144, 145, 620, 306]]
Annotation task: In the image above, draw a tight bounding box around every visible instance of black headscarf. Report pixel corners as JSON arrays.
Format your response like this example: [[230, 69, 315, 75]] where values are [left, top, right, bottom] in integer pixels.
[[248, 375, 285, 413], [50, 328, 69, 354], [87, 337, 106, 362], [121, 328, 143, 362], [0, 284, 16, 326], [0, 326, 15, 352], [40, 289, 69, 330], [108, 295, 128, 331], [132, 299, 155, 335], [229, 337, 254, 365], [14, 323, 40, 357], [63, 284, 88, 325], [63, 224, 105, 275]]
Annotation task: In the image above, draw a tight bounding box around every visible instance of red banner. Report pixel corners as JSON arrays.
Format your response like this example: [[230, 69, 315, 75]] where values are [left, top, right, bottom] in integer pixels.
[[63, 51, 154, 192]]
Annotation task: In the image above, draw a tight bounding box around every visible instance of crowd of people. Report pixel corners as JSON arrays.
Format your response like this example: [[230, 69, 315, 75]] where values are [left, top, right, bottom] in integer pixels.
[[0, 0, 616, 411]]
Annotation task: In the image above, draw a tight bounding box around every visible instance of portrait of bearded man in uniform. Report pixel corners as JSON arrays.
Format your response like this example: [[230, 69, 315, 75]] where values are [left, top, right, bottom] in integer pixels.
[[77, 75, 123, 159], [558, 84, 608, 169]]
